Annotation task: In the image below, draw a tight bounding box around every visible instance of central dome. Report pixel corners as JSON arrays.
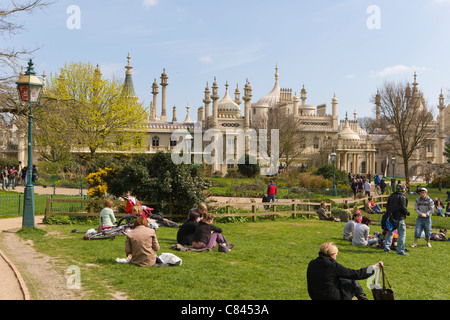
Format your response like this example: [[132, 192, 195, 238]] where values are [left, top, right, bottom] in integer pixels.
[[256, 65, 280, 108], [218, 84, 241, 118]]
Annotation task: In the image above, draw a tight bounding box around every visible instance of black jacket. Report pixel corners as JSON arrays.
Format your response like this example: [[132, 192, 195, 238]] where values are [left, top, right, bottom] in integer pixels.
[[307, 252, 373, 300], [386, 192, 410, 220], [192, 221, 222, 245], [176, 220, 198, 246]]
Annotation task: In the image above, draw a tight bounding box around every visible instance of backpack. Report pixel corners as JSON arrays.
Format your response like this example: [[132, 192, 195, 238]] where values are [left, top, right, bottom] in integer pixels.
[[381, 211, 399, 231]]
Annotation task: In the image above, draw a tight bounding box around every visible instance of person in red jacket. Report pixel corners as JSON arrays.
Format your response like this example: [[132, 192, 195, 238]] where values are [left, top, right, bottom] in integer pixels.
[[267, 180, 277, 203]]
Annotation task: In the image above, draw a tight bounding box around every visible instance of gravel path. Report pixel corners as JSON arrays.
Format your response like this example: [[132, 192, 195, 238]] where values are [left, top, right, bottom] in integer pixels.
[[0, 216, 80, 300]]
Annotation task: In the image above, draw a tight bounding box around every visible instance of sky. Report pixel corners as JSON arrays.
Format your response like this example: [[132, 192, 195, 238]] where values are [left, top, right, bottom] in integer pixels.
[[4, 0, 450, 123]]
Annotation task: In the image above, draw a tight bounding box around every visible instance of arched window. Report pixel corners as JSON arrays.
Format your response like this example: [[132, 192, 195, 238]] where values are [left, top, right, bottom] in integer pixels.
[[152, 136, 160, 147], [313, 137, 319, 149]]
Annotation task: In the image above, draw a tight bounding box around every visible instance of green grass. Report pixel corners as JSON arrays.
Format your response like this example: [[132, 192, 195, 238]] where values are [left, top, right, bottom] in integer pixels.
[[16, 217, 450, 300]]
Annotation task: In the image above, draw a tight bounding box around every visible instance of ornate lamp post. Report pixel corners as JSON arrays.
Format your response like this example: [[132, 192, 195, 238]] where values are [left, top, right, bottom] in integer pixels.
[[330, 148, 337, 196], [16, 59, 43, 228], [391, 154, 396, 190]]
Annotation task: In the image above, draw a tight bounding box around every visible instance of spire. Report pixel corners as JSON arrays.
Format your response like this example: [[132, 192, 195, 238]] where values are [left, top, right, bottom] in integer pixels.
[[275, 63, 279, 82], [184, 104, 193, 123], [123, 53, 136, 98]]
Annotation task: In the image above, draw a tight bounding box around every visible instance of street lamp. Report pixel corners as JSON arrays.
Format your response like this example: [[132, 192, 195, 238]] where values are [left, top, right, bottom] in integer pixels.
[[16, 59, 43, 228], [330, 148, 337, 196], [391, 154, 396, 190]]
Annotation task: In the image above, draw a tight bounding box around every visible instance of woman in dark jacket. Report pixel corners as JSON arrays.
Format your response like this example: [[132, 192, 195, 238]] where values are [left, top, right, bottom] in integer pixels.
[[177, 211, 200, 246], [307, 242, 383, 300], [192, 212, 234, 253]]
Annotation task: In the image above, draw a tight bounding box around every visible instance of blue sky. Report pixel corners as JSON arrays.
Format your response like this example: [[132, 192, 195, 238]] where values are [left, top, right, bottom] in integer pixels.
[[5, 0, 450, 122]]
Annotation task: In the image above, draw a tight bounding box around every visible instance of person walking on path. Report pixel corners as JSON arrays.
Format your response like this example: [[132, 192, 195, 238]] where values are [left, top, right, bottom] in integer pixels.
[[384, 183, 410, 255], [267, 180, 277, 203], [411, 188, 434, 248]]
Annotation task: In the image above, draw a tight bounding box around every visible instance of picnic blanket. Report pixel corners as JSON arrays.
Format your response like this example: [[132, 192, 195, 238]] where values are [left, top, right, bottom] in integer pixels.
[[171, 243, 211, 252]]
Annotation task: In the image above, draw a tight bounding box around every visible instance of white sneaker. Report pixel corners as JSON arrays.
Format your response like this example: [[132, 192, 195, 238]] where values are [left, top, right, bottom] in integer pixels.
[[411, 244, 417, 248], [427, 242, 432, 248]]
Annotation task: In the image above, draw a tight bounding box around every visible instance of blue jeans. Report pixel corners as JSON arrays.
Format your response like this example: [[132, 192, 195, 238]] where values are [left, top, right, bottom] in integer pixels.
[[267, 194, 275, 202], [385, 220, 406, 253], [414, 217, 432, 239], [2, 178, 8, 190]]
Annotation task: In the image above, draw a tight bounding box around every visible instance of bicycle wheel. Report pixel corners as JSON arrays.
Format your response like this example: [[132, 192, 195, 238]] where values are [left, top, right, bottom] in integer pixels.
[[84, 231, 116, 240], [116, 215, 136, 227]]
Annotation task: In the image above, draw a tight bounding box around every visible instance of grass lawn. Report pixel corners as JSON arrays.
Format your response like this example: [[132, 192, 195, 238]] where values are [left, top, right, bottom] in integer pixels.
[[16, 217, 449, 300]]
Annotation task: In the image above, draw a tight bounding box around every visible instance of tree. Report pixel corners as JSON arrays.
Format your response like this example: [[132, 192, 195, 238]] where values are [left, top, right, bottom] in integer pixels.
[[254, 108, 309, 174], [0, 0, 52, 81], [444, 141, 450, 164], [0, 0, 53, 136], [108, 152, 210, 217], [39, 62, 147, 159], [410, 162, 450, 191], [237, 154, 260, 178], [371, 81, 435, 184]]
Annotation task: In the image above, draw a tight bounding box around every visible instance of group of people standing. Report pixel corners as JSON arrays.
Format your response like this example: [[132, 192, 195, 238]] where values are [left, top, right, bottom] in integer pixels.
[[1, 162, 38, 190]]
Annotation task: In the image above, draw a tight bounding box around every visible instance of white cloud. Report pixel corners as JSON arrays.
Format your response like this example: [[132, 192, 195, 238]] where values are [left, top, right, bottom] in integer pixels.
[[432, 0, 450, 4], [142, 0, 159, 8], [199, 56, 213, 64], [372, 65, 426, 77], [345, 73, 356, 79]]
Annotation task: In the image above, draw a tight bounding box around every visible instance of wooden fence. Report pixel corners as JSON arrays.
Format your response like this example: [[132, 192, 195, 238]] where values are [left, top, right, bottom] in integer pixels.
[[44, 197, 332, 221]]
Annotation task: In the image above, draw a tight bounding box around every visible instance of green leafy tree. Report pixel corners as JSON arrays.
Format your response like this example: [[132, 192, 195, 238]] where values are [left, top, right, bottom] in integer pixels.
[[444, 141, 450, 164], [38, 62, 147, 160], [108, 152, 210, 217], [313, 164, 349, 186], [237, 154, 260, 178]]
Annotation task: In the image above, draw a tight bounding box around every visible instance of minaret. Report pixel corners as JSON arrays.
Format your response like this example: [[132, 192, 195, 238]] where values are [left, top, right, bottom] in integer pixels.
[[203, 82, 211, 120], [160, 68, 168, 122], [332, 94, 338, 130], [412, 72, 419, 98], [151, 78, 158, 121], [293, 92, 299, 117], [243, 79, 252, 131], [172, 106, 177, 123], [437, 89, 446, 164], [375, 90, 381, 122], [234, 84, 241, 107], [300, 85, 307, 106], [211, 77, 220, 129]]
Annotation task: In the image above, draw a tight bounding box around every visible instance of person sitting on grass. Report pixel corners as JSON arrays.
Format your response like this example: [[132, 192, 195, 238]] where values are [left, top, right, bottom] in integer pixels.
[[343, 213, 361, 241], [307, 242, 383, 300], [364, 196, 382, 214], [353, 205, 362, 223], [339, 204, 352, 222], [125, 216, 161, 267], [192, 212, 234, 253], [177, 211, 200, 246], [98, 199, 116, 231], [188, 202, 207, 220], [352, 216, 379, 247], [317, 202, 340, 222]]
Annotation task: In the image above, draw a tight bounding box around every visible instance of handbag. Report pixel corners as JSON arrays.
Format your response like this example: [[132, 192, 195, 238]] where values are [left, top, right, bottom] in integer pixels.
[[371, 265, 395, 300]]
